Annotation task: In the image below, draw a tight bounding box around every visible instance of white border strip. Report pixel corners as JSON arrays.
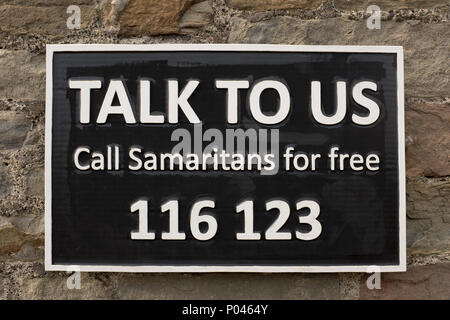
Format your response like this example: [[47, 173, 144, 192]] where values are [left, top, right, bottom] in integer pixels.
[[45, 44, 406, 273], [397, 47, 406, 272]]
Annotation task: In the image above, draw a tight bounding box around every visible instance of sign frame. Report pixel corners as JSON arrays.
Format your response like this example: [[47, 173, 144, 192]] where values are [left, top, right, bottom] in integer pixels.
[[45, 44, 406, 273]]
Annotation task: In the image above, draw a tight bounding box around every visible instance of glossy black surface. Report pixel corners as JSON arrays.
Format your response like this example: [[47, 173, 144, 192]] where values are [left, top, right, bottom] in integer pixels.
[[51, 51, 399, 266]]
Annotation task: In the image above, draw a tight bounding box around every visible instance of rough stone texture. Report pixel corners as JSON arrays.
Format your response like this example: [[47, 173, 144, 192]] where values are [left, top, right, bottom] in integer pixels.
[[0, 220, 27, 256], [339, 273, 361, 299], [0, 50, 45, 101], [406, 101, 450, 177], [0, 217, 43, 256], [12, 244, 44, 262], [20, 272, 115, 299], [360, 263, 450, 299], [347, 8, 449, 24], [406, 177, 449, 255], [226, 0, 323, 11], [180, 1, 214, 34], [0, 111, 29, 150], [407, 178, 450, 220], [0, 262, 115, 299], [0, 112, 45, 217], [8, 215, 44, 236], [407, 219, 432, 247], [0, 276, 4, 298], [0, 262, 41, 299], [102, 0, 202, 36], [226, 0, 449, 11], [23, 123, 44, 147], [334, 0, 449, 11], [0, 98, 44, 117], [228, 17, 450, 99], [0, 166, 11, 198], [117, 273, 340, 299], [25, 167, 44, 197], [0, 0, 98, 38]]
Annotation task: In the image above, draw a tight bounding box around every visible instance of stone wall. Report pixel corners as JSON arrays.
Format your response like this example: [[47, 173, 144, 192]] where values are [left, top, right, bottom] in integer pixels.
[[0, 0, 448, 300]]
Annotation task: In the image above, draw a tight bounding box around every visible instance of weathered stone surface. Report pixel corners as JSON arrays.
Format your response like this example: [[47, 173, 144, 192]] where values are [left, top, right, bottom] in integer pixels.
[[1, 0, 92, 4], [180, 1, 213, 34], [0, 50, 45, 101], [226, 0, 448, 11], [0, 216, 43, 256], [339, 273, 361, 299], [0, 262, 43, 299], [25, 167, 44, 197], [1, 261, 115, 299], [409, 220, 449, 255], [225, 0, 323, 11], [0, 219, 25, 255], [347, 7, 449, 23], [20, 273, 115, 299], [0, 1, 97, 38], [0, 111, 29, 150], [407, 178, 450, 219], [117, 273, 340, 299], [8, 215, 44, 236], [358, 20, 450, 97], [406, 102, 450, 177], [12, 244, 44, 262], [102, 0, 201, 36], [0, 276, 4, 299], [407, 218, 432, 247], [23, 123, 44, 147], [360, 263, 450, 299], [228, 17, 450, 99], [335, 0, 449, 11], [406, 178, 449, 255], [0, 99, 44, 117], [0, 165, 11, 198], [0, 138, 45, 217]]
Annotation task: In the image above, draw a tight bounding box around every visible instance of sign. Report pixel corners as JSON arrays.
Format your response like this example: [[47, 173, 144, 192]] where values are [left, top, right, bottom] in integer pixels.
[[45, 44, 406, 272]]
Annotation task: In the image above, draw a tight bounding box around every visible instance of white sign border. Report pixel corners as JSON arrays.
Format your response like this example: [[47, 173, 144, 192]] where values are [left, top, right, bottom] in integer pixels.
[[45, 44, 406, 273]]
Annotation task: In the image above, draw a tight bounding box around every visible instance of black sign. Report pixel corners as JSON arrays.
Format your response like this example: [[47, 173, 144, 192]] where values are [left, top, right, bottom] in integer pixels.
[[45, 45, 406, 272]]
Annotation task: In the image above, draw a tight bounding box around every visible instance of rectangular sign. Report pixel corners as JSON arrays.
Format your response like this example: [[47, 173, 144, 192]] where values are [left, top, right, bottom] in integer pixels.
[[45, 44, 406, 272]]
